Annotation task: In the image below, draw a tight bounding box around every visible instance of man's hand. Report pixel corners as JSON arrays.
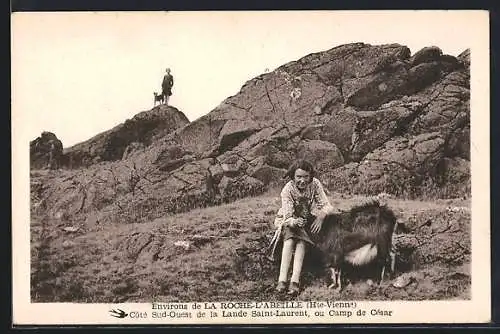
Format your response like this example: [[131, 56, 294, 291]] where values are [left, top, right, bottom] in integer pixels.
[[310, 215, 325, 234]]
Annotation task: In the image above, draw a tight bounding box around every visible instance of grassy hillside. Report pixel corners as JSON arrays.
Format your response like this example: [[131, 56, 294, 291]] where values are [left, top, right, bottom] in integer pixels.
[[31, 188, 470, 303]]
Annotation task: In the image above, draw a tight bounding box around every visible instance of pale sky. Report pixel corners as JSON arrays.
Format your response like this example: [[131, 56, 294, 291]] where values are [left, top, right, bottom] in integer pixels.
[[12, 10, 486, 147]]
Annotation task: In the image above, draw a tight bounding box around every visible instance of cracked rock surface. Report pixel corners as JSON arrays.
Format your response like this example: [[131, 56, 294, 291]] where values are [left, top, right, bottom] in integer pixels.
[[31, 43, 470, 225]]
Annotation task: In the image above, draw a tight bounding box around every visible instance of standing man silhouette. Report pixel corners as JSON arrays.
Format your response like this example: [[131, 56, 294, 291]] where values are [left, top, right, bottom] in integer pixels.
[[162, 68, 174, 106]]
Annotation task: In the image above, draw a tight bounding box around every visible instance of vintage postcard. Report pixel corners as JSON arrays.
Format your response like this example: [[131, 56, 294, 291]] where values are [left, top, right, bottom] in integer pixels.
[[12, 10, 490, 325]]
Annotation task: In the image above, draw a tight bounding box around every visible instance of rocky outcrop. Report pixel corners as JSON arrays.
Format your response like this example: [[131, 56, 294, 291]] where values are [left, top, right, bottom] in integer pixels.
[[393, 206, 471, 271], [62, 105, 189, 168], [30, 43, 470, 225], [30, 132, 64, 169], [325, 132, 447, 196], [297, 140, 344, 174]]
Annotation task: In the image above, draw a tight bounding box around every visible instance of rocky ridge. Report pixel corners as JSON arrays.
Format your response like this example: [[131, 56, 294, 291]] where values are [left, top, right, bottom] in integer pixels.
[[30, 43, 470, 226]]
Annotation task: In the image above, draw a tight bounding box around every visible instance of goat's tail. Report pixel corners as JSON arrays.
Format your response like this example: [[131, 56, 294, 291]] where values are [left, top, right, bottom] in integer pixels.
[[341, 232, 379, 266], [344, 243, 378, 266]]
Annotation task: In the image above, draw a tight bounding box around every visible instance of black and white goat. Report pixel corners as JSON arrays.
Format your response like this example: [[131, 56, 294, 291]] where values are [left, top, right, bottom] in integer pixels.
[[313, 200, 398, 291]]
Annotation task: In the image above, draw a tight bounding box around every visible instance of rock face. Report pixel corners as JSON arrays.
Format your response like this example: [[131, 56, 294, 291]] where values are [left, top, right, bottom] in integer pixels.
[[30, 132, 64, 169], [62, 105, 190, 168], [392, 206, 471, 272], [30, 43, 470, 225]]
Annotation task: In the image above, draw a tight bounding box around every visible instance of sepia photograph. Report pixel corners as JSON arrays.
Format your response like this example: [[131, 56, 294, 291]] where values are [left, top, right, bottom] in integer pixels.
[[12, 10, 490, 324]]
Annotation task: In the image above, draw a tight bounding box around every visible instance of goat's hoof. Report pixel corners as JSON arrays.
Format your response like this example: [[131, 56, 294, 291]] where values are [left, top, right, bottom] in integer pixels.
[[328, 283, 342, 293], [392, 275, 413, 288]]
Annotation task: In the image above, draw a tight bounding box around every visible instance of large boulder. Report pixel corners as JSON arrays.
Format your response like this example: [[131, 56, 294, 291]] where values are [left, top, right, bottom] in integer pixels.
[[62, 105, 189, 168], [311, 109, 359, 156], [343, 47, 463, 110], [30, 131, 64, 169], [324, 132, 450, 197], [350, 101, 423, 161], [409, 46, 443, 67], [409, 71, 469, 136], [296, 140, 344, 174], [216, 120, 260, 154], [246, 156, 287, 186]]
